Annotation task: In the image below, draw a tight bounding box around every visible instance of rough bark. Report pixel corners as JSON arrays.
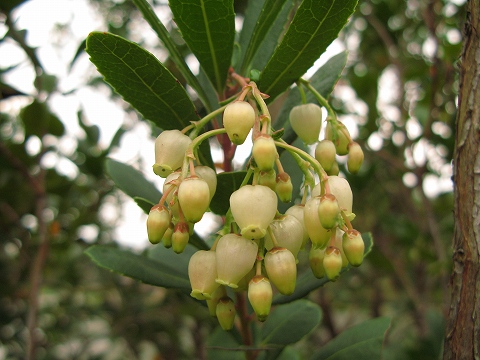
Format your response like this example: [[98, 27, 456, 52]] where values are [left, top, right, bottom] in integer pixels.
[[443, 1, 480, 359]]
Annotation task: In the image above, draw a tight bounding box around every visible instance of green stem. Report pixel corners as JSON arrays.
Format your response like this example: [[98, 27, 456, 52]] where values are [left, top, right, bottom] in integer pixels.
[[274, 140, 328, 184], [299, 79, 337, 123], [189, 106, 228, 138]]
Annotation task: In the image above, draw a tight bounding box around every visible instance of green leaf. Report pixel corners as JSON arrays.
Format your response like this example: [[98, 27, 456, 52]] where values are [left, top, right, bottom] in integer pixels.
[[261, 299, 322, 346], [85, 245, 191, 289], [210, 171, 249, 215], [257, 0, 358, 101], [147, 243, 196, 277], [277, 138, 308, 214], [169, 0, 235, 94], [273, 233, 373, 305], [86, 31, 199, 130], [20, 100, 65, 138], [131, 0, 212, 111], [310, 317, 391, 360], [105, 158, 162, 205], [206, 327, 244, 360], [250, 0, 294, 73], [238, 0, 291, 74]]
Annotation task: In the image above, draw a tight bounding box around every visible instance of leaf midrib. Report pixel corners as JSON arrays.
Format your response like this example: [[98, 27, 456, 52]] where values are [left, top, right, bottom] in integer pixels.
[[200, 0, 222, 93]]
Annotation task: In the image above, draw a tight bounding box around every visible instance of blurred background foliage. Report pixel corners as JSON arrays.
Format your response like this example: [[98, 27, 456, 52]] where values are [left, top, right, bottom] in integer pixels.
[[0, 0, 463, 358]]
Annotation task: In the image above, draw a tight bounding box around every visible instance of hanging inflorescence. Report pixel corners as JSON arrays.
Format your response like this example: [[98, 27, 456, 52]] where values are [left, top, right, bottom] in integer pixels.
[[146, 73, 365, 330]]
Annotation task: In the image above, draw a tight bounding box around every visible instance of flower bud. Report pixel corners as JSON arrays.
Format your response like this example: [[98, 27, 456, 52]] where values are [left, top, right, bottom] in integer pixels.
[[188, 250, 219, 300], [323, 246, 343, 281], [285, 204, 310, 248], [315, 139, 337, 173], [248, 276, 272, 322], [258, 169, 277, 191], [304, 197, 331, 249], [215, 234, 258, 288], [216, 297, 236, 330], [347, 142, 364, 174], [334, 228, 349, 268], [276, 172, 293, 203], [146, 205, 171, 244], [177, 177, 210, 223], [265, 215, 304, 259], [223, 101, 256, 145], [230, 185, 277, 239], [325, 122, 350, 155], [264, 247, 297, 295], [309, 246, 326, 278], [327, 161, 340, 176], [162, 223, 174, 248], [172, 221, 189, 253], [318, 194, 340, 229], [289, 103, 322, 145], [153, 130, 191, 177], [206, 286, 227, 317], [342, 229, 364, 266], [195, 166, 217, 200], [312, 176, 353, 215], [252, 135, 277, 171]]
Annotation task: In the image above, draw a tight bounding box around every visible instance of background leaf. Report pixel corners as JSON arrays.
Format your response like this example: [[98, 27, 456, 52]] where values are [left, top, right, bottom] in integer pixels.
[[238, 0, 291, 74], [261, 299, 322, 346], [169, 0, 235, 94], [105, 158, 162, 204], [257, 0, 358, 101], [273, 233, 373, 305], [210, 171, 249, 215], [310, 317, 391, 360], [85, 245, 191, 289], [86, 31, 199, 130], [131, 0, 212, 111]]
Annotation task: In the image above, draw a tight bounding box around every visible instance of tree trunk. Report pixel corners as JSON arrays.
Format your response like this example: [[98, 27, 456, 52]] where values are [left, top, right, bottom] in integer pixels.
[[443, 1, 480, 359]]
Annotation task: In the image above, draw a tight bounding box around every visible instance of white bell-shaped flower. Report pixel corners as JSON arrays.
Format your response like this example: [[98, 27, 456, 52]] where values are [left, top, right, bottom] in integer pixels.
[[265, 215, 304, 259], [215, 234, 258, 289], [153, 130, 191, 177], [230, 185, 277, 239], [188, 250, 219, 300]]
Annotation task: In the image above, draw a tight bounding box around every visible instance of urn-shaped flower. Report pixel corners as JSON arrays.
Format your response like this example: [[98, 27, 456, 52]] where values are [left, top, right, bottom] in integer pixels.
[[215, 234, 258, 288], [153, 130, 191, 177], [230, 185, 277, 239]]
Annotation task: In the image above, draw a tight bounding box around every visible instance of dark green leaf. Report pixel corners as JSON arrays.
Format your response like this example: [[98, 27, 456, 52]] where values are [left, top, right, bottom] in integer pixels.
[[20, 100, 65, 137], [105, 158, 162, 204], [250, 0, 294, 73], [85, 245, 191, 289], [86, 31, 199, 130], [276, 51, 348, 134], [206, 327, 244, 360], [238, 0, 291, 74], [169, 0, 235, 93], [258, 0, 358, 101], [261, 299, 322, 345], [69, 39, 86, 71], [147, 243, 195, 276], [310, 317, 391, 360], [273, 233, 373, 304], [277, 138, 307, 214], [131, 0, 212, 111], [210, 171, 249, 215], [77, 110, 100, 145]]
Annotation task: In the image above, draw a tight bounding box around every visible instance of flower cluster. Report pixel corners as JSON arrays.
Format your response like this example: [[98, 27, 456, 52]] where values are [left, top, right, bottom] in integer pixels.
[[147, 79, 365, 329]]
